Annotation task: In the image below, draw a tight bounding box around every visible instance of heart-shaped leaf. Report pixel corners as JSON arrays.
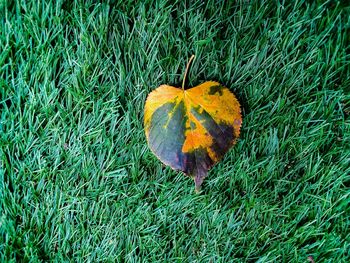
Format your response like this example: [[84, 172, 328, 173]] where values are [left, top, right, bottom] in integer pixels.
[[144, 56, 242, 191]]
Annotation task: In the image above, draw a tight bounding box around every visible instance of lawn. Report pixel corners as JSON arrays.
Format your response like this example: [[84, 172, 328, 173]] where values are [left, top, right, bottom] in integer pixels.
[[1, 0, 349, 262]]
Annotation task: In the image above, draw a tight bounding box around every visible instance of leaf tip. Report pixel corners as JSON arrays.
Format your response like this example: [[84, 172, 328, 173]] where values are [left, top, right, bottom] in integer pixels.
[[193, 168, 207, 193], [195, 184, 202, 193]]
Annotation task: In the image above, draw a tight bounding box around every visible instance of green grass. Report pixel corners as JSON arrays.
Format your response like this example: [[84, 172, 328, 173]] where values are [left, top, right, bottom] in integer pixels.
[[1, 0, 350, 262]]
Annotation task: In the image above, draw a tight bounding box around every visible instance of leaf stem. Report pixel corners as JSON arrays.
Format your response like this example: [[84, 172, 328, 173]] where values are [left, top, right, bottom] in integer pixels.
[[182, 55, 195, 91]]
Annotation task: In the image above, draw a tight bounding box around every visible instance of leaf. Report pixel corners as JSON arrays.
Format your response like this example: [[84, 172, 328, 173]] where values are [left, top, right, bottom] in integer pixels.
[[144, 56, 242, 192]]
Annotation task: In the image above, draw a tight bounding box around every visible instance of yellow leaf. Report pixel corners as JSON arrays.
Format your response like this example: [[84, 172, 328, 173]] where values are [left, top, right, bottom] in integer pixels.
[[144, 56, 242, 192]]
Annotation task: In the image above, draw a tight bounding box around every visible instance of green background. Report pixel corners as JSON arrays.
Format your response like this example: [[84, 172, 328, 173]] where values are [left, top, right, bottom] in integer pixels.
[[1, 0, 349, 262]]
